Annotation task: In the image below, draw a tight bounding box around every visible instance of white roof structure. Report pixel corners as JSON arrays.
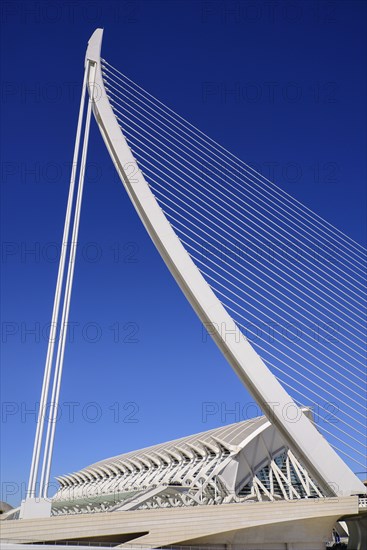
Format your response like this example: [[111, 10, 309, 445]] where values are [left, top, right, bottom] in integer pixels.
[[52, 414, 324, 515]]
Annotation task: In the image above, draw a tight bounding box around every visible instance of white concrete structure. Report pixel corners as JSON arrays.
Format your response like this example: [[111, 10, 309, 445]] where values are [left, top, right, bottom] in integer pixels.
[[0, 496, 362, 549], [51, 414, 325, 516], [83, 27, 364, 499], [15, 31, 365, 549], [5, 414, 365, 548]]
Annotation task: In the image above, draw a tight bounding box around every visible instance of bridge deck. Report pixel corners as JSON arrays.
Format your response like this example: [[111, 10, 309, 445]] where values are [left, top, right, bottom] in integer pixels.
[[0, 497, 359, 549]]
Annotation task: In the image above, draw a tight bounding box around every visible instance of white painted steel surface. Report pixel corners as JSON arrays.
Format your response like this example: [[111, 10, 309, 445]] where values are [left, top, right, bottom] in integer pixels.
[[85, 28, 365, 497]]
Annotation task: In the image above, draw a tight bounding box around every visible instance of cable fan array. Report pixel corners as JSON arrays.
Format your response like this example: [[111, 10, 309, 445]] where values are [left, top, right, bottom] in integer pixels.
[[101, 59, 366, 475]]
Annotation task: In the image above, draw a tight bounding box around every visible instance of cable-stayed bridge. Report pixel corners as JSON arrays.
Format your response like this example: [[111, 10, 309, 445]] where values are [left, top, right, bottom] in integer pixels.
[[101, 58, 366, 478], [2, 28, 366, 550]]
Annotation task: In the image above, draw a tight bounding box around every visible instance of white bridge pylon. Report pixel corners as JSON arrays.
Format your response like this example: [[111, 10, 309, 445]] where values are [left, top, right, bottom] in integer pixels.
[[84, 29, 364, 498], [21, 28, 365, 518]]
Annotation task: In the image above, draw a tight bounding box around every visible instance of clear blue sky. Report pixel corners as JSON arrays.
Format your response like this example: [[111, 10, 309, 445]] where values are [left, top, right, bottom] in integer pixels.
[[1, 0, 366, 506]]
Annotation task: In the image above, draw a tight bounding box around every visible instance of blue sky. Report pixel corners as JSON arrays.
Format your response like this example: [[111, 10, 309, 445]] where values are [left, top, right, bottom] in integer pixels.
[[1, 0, 366, 506]]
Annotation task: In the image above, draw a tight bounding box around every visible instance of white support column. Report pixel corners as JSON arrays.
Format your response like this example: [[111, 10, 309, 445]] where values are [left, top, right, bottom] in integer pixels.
[[25, 67, 88, 502], [21, 58, 95, 520], [40, 81, 93, 499]]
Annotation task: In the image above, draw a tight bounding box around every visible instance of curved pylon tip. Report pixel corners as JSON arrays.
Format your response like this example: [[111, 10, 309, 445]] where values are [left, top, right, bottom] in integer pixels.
[[86, 28, 104, 66]]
